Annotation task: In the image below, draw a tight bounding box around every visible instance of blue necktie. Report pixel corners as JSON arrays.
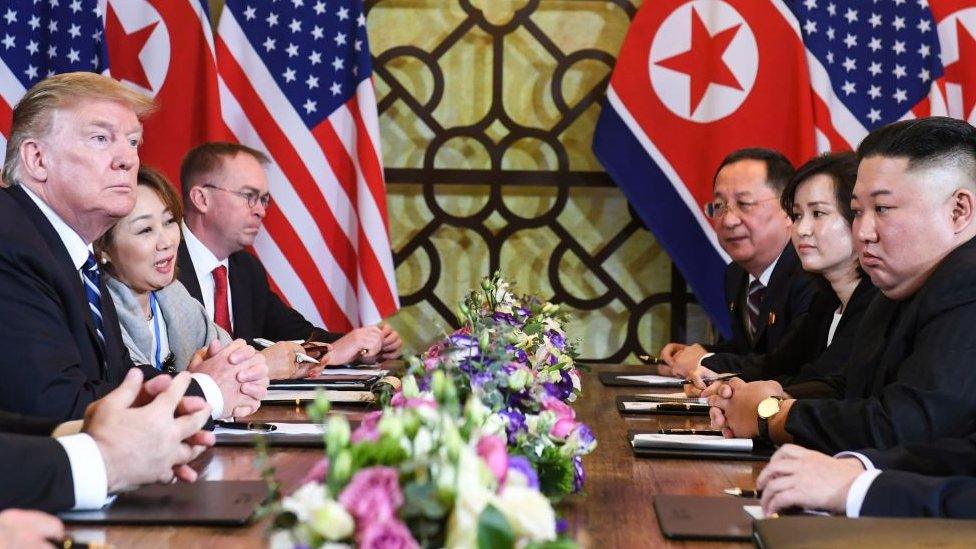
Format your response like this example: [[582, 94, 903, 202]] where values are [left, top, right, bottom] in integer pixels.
[[81, 253, 106, 347]]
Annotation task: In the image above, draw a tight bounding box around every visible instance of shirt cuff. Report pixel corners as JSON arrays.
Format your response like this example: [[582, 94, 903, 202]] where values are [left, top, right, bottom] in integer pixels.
[[57, 434, 109, 510], [844, 469, 882, 518], [834, 451, 877, 471], [697, 353, 715, 367], [190, 373, 224, 419]]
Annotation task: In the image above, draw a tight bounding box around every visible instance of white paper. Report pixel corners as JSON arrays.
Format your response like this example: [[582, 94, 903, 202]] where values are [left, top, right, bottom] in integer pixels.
[[743, 505, 764, 520], [263, 389, 375, 403], [634, 392, 706, 404], [317, 369, 387, 377], [631, 433, 753, 452], [622, 401, 667, 411], [215, 422, 325, 436], [616, 374, 684, 386]]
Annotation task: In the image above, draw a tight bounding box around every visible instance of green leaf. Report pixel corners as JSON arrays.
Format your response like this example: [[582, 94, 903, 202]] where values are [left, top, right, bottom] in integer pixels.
[[477, 504, 515, 549]]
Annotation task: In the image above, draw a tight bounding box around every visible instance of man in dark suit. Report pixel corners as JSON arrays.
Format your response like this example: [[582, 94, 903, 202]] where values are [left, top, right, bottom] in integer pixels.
[[1, 368, 214, 512], [176, 142, 402, 378], [709, 117, 976, 454], [659, 149, 817, 368], [0, 72, 267, 420]]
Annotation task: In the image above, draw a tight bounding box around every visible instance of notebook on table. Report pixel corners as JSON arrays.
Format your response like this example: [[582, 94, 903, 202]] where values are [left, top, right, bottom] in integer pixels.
[[654, 495, 759, 541], [629, 431, 773, 461], [631, 391, 706, 403], [598, 372, 685, 388], [616, 396, 709, 416], [214, 422, 326, 447], [261, 388, 376, 405], [269, 373, 380, 390], [59, 481, 268, 526], [753, 516, 976, 548]]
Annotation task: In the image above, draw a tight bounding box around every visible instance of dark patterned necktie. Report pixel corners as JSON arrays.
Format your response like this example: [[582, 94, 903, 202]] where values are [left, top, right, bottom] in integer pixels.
[[81, 253, 106, 347], [747, 279, 766, 337]]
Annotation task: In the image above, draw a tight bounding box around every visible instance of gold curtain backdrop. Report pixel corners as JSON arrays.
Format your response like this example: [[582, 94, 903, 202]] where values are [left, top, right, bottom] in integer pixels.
[[207, 0, 712, 360]]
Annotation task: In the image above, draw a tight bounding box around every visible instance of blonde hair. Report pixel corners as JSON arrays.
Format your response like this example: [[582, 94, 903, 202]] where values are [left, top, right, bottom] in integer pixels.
[[2, 72, 156, 186]]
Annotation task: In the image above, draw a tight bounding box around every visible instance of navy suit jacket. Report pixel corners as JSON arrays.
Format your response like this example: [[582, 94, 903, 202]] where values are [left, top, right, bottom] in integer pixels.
[[0, 185, 203, 421], [0, 411, 73, 512], [862, 471, 976, 518], [177, 239, 343, 344]]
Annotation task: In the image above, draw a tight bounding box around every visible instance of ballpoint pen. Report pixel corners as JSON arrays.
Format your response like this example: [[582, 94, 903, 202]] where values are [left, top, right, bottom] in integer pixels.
[[253, 338, 320, 364], [724, 487, 762, 498], [658, 428, 723, 436], [214, 420, 278, 432], [654, 403, 711, 412], [681, 372, 738, 385], [638, 354, 664, 365]]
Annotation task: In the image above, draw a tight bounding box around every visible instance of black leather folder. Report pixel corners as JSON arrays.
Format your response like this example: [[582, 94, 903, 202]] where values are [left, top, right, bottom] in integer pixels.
[[629, 430, 774, 461], [214, 431, 325, 447], [269, 373, 378, 390], [753, 516, 976, 548], [654, 495, 759, 540], [598, 371, 683, 388], [616, 395, 709, 416], [59, 481, 269, 526]]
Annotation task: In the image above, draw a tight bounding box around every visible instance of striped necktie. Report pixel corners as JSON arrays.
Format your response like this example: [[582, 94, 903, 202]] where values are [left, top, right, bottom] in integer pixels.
[[81, 253, 106, 347], [747, 279, 766, 338]]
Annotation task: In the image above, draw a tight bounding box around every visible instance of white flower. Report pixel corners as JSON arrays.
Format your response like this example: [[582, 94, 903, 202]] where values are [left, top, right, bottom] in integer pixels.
[[281, 482, 329, 523], [482, 413, 507, 437], [445, 484, 495, 548], [309, 499, 355, 541], [496, 485, 557, 542], [413, 426, 434, 455], [269, 530, 295, 549]]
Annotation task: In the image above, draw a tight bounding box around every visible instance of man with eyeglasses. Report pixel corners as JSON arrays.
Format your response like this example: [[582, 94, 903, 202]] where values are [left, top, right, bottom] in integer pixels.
[[659, 148, 817, 375], [178, 142, 402, 379]]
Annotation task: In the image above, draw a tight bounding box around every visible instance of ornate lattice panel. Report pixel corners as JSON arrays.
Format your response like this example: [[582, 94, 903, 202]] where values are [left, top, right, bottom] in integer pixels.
[[367, 0, 711, 361]]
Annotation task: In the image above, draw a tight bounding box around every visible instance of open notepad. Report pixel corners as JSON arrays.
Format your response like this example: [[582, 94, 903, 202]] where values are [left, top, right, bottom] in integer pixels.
[[632, 392, 707, 403], [615, 374, 684, 387], [262, 389, 375, 404], [318, 368, 388, 377], [214, 423, 325, 436], [620, 401, 707, 412], [631, 433, 753, 452]]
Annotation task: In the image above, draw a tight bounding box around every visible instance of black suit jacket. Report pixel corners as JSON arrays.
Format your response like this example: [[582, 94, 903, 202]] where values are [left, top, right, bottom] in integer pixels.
[[785, 236, 976, 454], [856, 432, 976, 478], [861, 470, 976, 518], [708, 244, 817, 355], [177, 239, 343, 344], [0, 410, 73, 512], [0, 186, 202, 421], [703, 277, 878, 395]]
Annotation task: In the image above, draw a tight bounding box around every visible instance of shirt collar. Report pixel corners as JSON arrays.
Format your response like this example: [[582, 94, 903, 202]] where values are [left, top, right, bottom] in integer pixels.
[[20, 184, 92, 271], [181, 221, 228, 274], [749, 252, 781, 288]]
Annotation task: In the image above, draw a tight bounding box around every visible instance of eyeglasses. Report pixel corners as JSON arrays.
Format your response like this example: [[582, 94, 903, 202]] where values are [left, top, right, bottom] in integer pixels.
[[704, 196, 779, 219], [202, 184, 271, 209]]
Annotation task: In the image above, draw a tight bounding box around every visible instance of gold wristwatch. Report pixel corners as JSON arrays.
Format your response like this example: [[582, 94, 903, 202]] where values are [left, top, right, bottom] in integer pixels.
[[757, 396, 784, 443]]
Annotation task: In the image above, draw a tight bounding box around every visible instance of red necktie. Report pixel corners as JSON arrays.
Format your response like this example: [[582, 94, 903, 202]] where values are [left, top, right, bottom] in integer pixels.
[[212, 265, 232, 335]]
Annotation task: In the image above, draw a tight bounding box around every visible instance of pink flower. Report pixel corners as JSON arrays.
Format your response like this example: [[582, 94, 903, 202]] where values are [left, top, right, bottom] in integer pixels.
[[359, 518, 419, 549], [550, 417, 580, 440], [352, 411, 383, 443], [338, 466, 404, 532], [390, 393, 437, 410], [299, 457, 330, 485], [542, 395, 578, 440], [476, 435, 509, 484]]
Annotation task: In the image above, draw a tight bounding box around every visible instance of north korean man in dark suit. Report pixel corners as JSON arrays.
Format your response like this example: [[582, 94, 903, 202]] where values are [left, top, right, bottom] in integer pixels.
[[176, 142, 402, 379], [0, 72, 267, 420], [659, 149, 817, 371], [709, 117, 976, 454]]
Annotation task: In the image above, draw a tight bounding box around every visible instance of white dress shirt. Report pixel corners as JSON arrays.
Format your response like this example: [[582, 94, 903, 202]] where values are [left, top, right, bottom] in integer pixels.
[[181, 221, 233, 329], [834, 451, 883, 517]]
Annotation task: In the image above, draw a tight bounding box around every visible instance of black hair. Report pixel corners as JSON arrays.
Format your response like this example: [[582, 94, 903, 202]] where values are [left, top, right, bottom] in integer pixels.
[[856, 117, 976, 179], [713, 148, 795, 195], [781, 151, 858, 224]]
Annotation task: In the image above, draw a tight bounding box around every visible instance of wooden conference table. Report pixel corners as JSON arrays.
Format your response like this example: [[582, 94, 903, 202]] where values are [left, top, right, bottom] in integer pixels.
[[65, 364, 758, 548]]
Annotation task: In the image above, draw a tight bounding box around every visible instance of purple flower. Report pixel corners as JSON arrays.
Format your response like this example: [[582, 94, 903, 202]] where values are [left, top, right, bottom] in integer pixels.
[[470, 370, 494, 388], [338, 467, 404, 531], [352, 411, 383, 443], [572, 455, 585, 492], [505, 456, 539, 490], [546, 330, 565, 350], [543, 369, 574, 402], [358, 519, 419, 549], [515, 349, 528, 363], [492, 312, 519, 325], [556, 518, 569, 535], [299, 457, 330, 484], [498, 408, 526, 444], [476, 435, 509, 484]]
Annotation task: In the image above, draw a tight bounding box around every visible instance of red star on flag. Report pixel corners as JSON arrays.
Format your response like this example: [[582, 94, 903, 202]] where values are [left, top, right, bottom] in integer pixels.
[[105, 3, 158, 91], [944, 18, 976, 119], [655, 7, 743, 115]]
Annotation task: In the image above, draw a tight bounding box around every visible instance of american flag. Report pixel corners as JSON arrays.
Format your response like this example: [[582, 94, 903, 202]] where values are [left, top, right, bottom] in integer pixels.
[[787, 0, 945, 151], [215, 0, 398, 332], [0, 0, 107, 155]]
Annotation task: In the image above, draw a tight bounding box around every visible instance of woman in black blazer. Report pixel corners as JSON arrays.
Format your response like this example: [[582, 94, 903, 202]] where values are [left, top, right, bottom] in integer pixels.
[[672, 152, 877, 398]]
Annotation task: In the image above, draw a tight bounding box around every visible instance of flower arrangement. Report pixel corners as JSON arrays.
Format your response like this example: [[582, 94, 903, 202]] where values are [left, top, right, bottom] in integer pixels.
[[267, 390, 573, 548], [409, 274, 596, 499]]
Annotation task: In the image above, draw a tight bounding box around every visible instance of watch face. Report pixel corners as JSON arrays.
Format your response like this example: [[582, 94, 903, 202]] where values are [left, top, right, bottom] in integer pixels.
[[757, 397, 780, 419]]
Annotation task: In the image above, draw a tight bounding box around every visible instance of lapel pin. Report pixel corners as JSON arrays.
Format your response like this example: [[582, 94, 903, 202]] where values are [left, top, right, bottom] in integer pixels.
[[768, 312, 777, 325], [729, 301, 735, 312]]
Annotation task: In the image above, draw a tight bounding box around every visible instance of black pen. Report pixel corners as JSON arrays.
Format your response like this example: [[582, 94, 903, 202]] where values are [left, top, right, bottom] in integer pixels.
[[654, 403, 711, 412], [724, 487, 762, 498], [681, 372, 738, 385], [658, 428, 723, 436], [47, 538, 111, 549], [639, 354, 664, 365], [214, 420, 278, 432]]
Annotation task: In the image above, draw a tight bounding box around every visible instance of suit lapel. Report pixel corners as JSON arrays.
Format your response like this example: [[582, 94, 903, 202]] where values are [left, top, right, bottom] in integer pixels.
[[176, 239, 203, 302], [753, 245, 798, 344], [228, 252, 253, 340], [7, 186, 108, 375]]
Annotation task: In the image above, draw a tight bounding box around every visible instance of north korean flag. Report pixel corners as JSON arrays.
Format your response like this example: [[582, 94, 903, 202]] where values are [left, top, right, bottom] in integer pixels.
[[593, 0, 817, 337]]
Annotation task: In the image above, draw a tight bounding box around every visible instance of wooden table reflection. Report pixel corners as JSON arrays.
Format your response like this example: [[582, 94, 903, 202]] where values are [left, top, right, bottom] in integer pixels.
[[66, 365, 757, 548]]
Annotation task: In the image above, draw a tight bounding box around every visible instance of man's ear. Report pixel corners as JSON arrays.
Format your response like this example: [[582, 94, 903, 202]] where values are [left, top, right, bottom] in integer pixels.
[[950, 188, 976, 233], [187, 185, 209, 214], [18, 138, 48, 183]]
